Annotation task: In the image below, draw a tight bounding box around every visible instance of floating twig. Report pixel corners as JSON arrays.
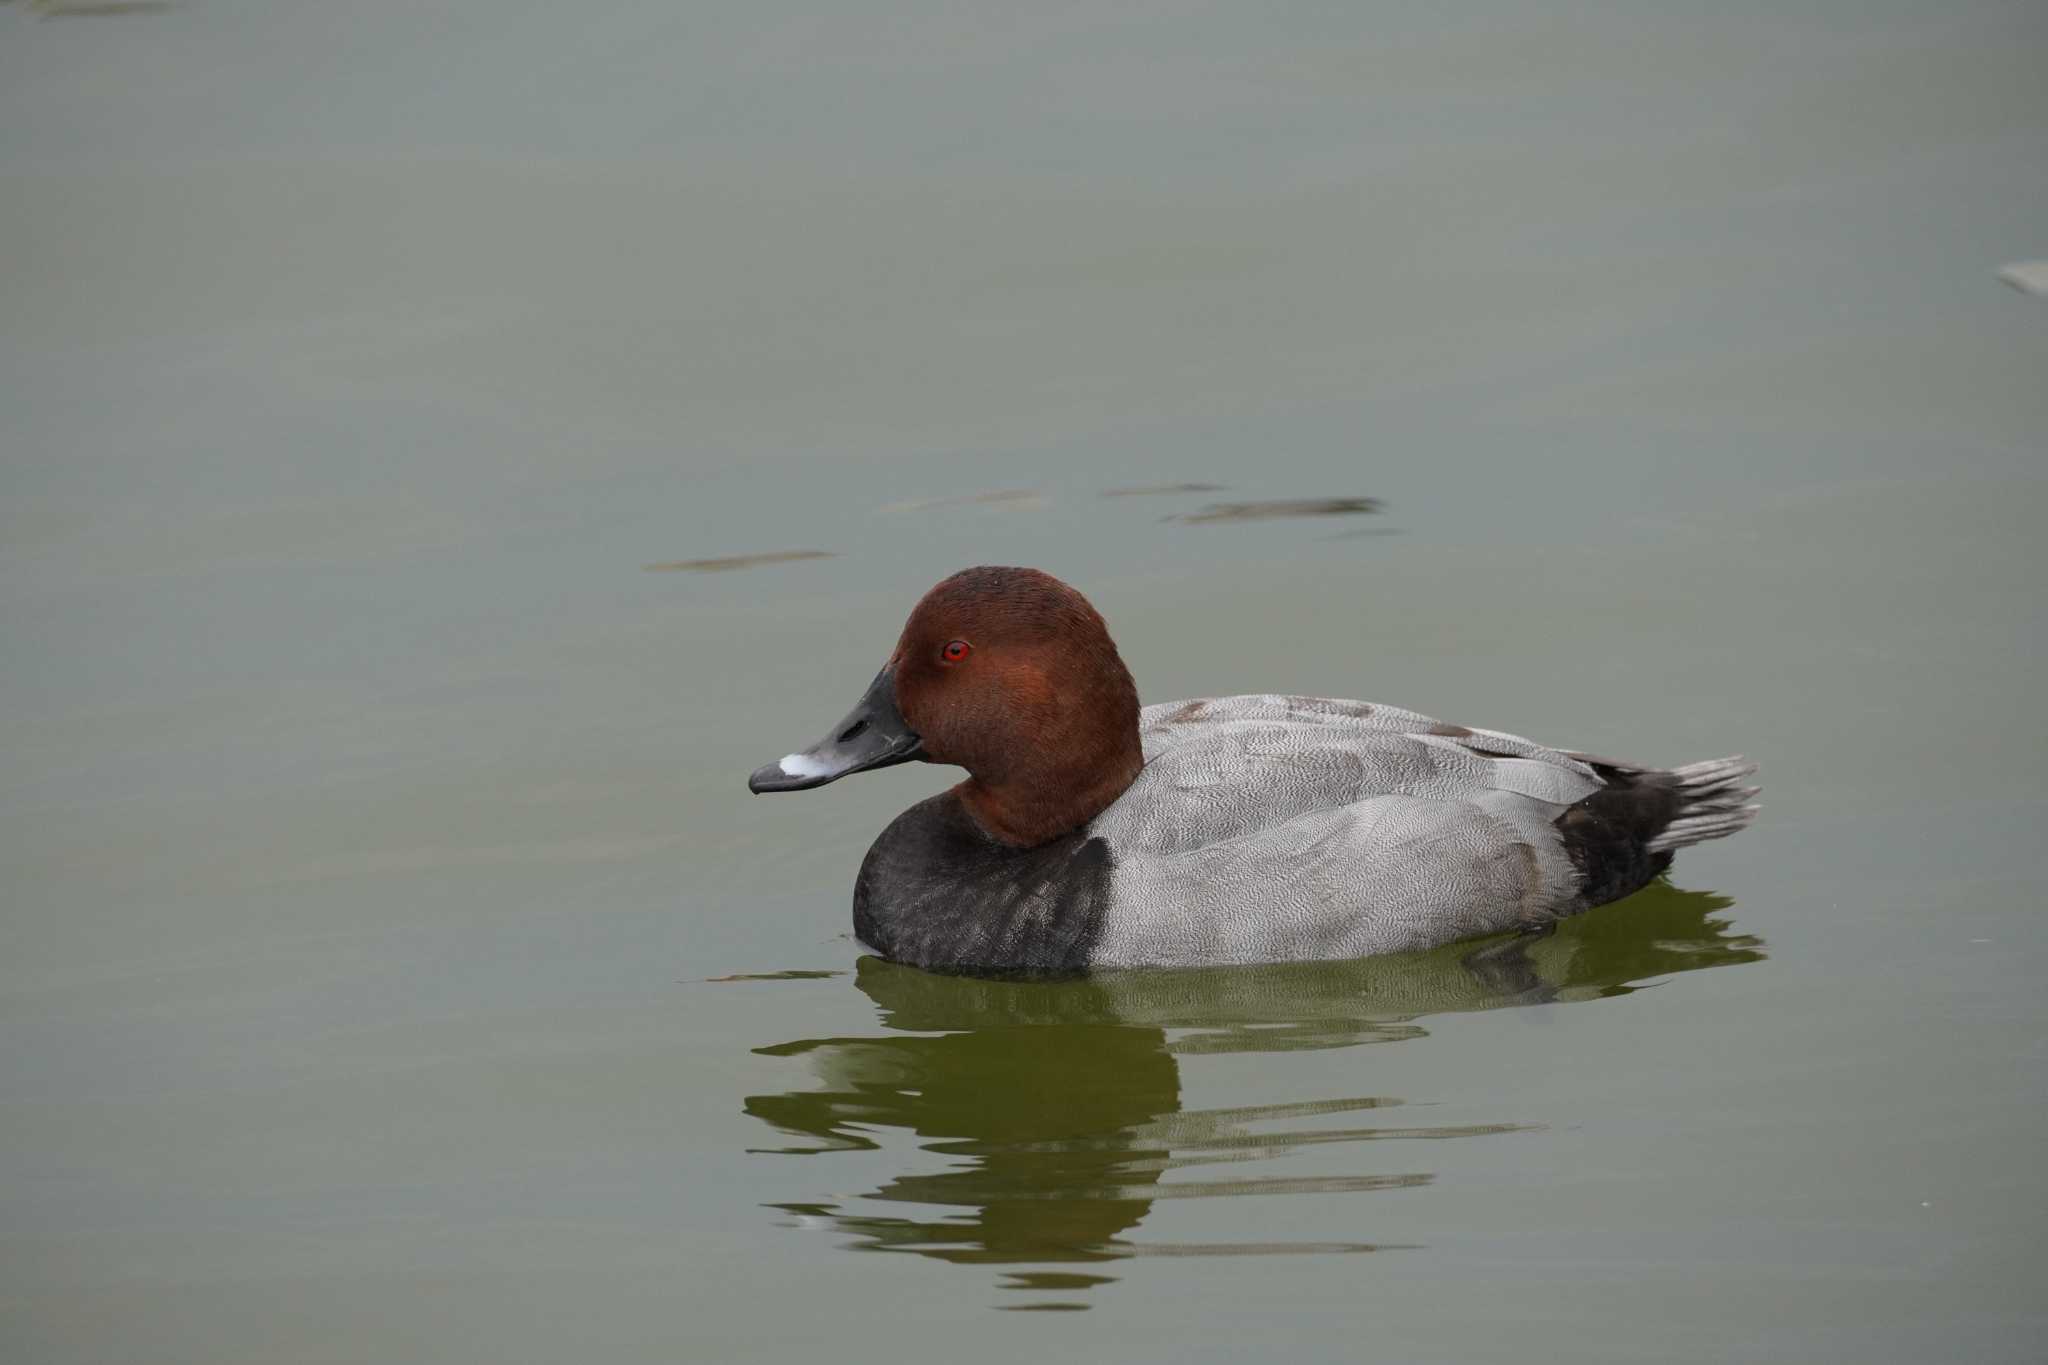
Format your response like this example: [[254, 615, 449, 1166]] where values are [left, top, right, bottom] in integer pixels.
[[1168, 497, 1382, 524], [644, 549, 835, 573]]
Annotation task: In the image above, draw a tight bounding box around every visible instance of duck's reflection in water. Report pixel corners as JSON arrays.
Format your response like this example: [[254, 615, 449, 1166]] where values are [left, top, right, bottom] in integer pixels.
[[745, 884, 1761, 1308]]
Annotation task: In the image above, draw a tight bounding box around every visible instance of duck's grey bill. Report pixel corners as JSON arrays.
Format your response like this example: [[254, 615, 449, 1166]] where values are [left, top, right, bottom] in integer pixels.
[[748, 667, 923, 794]]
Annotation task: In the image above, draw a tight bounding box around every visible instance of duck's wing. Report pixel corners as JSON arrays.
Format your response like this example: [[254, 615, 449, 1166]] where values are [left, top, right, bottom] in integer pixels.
[[1112, 693, 1606, 856], [1078, 695, 1613, 966]]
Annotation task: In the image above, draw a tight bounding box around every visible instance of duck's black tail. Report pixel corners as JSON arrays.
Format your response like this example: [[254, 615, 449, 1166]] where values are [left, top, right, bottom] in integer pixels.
[[1647, 757, 1762, 853], [1555, 755, 1760, 910]]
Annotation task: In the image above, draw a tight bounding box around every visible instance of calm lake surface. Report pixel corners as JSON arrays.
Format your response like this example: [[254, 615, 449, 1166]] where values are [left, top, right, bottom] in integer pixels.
[[4, 2, 2045, 1360]]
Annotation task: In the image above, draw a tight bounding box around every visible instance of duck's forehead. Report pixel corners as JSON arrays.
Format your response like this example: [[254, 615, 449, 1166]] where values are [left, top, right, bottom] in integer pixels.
[[904, 567, 1084, 639]]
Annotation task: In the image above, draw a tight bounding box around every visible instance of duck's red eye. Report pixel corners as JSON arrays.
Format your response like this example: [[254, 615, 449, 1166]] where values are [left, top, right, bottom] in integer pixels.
[[941, 639, 971, 664]]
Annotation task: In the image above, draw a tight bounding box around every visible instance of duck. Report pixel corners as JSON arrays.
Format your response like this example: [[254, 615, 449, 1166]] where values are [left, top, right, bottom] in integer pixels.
[[748, 566, 1759, 975]]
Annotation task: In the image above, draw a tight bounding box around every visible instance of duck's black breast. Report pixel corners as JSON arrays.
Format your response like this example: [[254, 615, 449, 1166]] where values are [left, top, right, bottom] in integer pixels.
[[852, 792, 1112, 975]]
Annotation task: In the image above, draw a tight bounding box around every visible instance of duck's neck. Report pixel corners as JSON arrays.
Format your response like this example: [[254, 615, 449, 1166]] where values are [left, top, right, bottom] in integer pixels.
[[957, 737, 1145, 848]]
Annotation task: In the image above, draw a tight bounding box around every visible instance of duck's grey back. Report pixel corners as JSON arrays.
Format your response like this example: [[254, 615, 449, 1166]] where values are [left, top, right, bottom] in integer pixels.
[[1085, 695, 1609, 967]]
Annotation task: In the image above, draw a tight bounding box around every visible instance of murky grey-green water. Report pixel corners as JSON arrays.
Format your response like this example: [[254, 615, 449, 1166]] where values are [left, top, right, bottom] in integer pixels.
[[4, 2, 2045, 1360]]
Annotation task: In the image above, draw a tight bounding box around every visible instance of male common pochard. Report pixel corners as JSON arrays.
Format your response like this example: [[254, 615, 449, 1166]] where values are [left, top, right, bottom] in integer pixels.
[[749, 566, 1758, 974]]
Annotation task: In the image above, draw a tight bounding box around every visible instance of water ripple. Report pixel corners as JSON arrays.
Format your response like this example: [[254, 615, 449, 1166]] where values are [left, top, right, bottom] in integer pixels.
[[742, 883, 1762, 1308]]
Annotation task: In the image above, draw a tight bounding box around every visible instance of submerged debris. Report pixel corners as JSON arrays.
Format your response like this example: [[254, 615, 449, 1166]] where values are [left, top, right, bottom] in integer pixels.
[[1168, 497, 1383, 525], [1995, 261, 2048, 297], [26, 0, 173, 15], [1102, 482, 1229, 498], [644, 550, 835, 573], [880, 489, 1046, 513]]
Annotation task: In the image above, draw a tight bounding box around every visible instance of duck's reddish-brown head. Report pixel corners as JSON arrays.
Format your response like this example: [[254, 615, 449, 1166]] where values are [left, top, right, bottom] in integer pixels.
[[748, 566, 1144, 847]]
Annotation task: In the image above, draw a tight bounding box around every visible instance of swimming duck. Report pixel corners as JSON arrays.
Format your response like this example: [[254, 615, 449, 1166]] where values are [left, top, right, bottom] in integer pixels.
[[749, 566, 1759, 974]]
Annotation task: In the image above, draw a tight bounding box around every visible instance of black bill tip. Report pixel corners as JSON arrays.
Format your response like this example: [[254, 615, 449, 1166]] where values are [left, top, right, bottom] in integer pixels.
[[748, 759, 833, 794]]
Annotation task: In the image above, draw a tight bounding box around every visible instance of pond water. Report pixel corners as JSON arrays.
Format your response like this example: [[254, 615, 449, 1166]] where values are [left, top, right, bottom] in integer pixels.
[[3, 2, 2044, 1361]]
